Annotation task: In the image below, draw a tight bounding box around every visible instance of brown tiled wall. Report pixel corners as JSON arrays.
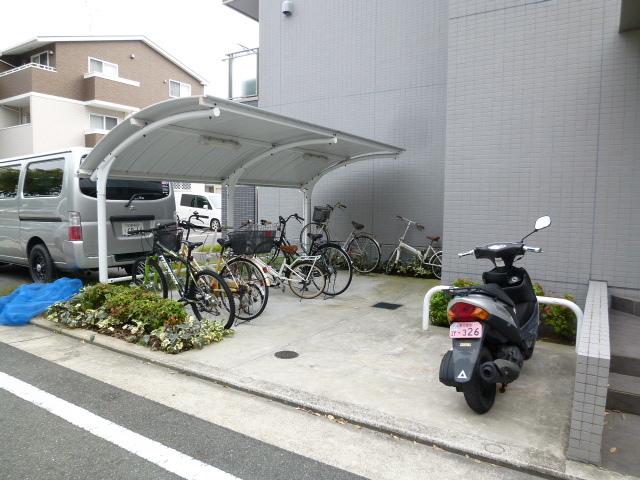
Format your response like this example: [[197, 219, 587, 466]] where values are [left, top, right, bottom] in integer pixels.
[[1, 40, 204, 108]]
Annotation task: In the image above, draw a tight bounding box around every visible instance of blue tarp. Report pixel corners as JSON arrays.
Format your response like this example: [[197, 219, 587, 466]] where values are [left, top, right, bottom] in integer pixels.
[[0, 277, 83, 326]]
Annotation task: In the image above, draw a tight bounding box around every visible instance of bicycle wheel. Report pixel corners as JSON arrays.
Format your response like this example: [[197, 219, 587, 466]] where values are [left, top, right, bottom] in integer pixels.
[[288, 261, 326, 299], [429, 251, 443, 279], [315, 243, 353, 296], [131, 257, 168, 298], [384, 247, 400, 275], [299, 223, 329, 253], [222, 258, 269, 321], [346, 234, 381, 274], [188, 269, 235, 329]]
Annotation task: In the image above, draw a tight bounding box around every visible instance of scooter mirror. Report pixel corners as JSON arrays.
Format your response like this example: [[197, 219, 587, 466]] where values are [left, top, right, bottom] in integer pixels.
[[534, 216, 551, 231]]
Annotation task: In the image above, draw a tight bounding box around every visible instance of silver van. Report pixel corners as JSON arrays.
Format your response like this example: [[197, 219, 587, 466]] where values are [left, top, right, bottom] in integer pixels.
[[0, 147, 176, 282], [175, 191, 222, 230]]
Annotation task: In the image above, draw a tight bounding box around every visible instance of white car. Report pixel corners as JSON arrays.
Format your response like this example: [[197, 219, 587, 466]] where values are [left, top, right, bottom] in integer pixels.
[[175, 192, 222, 230]]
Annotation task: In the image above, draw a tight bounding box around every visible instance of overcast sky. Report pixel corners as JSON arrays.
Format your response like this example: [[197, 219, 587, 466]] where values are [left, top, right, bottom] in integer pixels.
[[1, 0, 259, 97]]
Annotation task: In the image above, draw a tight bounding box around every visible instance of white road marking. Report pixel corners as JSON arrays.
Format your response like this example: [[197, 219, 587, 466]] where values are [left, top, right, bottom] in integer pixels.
[[0, 372, 240, 480]]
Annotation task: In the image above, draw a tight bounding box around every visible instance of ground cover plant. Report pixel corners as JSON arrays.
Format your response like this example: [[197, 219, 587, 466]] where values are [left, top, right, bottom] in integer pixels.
[[47, 283, 233, 354]]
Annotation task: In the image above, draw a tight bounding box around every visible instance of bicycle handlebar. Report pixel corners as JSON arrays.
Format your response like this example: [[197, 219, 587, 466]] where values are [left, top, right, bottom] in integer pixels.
[[327, 202, 347, 211]]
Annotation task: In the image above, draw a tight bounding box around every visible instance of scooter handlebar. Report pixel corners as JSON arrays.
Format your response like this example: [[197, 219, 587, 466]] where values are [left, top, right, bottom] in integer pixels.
[[458, 249, 474, 257], [524, 246, 543, 253]]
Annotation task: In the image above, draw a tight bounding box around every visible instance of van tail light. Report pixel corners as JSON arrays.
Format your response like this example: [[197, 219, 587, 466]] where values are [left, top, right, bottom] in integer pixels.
[[447, 302, 489, 323], [69, 211, 83, 241]]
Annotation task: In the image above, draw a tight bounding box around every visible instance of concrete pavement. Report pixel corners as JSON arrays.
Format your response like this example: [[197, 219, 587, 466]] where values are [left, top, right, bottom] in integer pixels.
[[21, 273, 636, 480]]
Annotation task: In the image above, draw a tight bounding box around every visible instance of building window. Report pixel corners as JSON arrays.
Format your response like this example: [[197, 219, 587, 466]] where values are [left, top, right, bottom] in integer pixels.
[[90, 114, 118, 131], [169, 80, 191, 98], [31, 52, 49, 66], [89, 57, 118, 77]]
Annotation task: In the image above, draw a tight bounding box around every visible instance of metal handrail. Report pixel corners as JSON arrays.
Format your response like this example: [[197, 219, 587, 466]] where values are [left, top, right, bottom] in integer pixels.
[[423, 285, 584, 351], [0, 63, 56, 78]]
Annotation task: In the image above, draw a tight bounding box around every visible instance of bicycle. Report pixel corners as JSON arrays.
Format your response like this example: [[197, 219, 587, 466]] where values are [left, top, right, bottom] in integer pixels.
[[128, 222, 236, 329], [177, 214, 269, 323], [261, 214, 353, 296], [234, 223, 326, 299], [298, 202, 381, 274], [384, 215, 442, 279]]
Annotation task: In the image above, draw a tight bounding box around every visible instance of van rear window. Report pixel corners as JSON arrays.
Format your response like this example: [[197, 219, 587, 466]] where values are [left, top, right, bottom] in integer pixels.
[[79, 179, 170, 200]]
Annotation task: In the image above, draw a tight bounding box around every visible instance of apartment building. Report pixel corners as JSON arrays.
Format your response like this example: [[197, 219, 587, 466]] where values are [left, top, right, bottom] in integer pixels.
[[0, 36, 207, 158], [224, 0, 640, 304]]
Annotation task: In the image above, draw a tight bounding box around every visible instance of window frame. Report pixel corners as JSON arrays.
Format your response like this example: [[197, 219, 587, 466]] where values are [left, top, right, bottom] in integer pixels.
[[89, 114, 119, 131], [31, 52, 49, 66], [169, 80, 192, 98], [88, 57, 119, 77]]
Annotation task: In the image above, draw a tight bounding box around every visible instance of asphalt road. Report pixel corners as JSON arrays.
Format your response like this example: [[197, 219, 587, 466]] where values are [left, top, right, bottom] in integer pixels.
[[0, 342, 368, 480]]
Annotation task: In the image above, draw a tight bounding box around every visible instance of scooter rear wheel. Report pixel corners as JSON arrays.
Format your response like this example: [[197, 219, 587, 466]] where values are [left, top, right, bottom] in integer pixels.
[[462, 346, 496, 414]]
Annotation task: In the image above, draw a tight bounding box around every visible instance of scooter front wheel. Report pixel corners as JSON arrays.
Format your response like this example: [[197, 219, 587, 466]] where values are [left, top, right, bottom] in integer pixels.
[[462, 346, 496, 414]]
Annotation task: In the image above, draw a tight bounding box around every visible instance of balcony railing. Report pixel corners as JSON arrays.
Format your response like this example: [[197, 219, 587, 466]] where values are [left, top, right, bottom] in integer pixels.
[[0, 62, 56, 78]]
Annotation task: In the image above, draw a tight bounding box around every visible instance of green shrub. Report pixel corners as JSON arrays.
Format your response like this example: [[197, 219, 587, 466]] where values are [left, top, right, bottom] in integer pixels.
[[541, 293, 577, 341], [47, 283, 233, 354], [429, 278, 480, 327]]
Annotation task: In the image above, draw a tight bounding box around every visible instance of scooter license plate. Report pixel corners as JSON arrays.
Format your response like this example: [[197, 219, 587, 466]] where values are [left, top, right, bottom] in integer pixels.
[[449, 322, 483, 339]]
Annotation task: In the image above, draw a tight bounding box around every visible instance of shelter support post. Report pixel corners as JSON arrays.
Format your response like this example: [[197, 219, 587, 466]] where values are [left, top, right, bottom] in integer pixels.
[[226, 183, 236, 229], [95, 165, 111, 283]]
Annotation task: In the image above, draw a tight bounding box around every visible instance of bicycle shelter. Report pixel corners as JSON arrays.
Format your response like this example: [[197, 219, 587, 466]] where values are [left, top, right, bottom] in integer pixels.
[[77, 95, 404, 282]]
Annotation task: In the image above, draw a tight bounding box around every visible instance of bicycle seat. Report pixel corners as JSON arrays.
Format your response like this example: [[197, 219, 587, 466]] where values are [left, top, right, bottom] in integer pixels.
[[217, 238, 232, 248], [308, 233, 323, 242], [427, 235, 440, 242], [281, 245, 298, 254], [351, 221, 364, 230], [184, 240, 203, 251]]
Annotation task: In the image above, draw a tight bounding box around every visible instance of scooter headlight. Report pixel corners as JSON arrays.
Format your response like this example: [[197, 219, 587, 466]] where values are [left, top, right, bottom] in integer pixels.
[[447, 301, 489, 323]]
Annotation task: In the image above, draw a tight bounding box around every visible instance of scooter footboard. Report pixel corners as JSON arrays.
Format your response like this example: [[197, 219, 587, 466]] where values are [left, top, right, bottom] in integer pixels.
[[439, 339, 483, 386]]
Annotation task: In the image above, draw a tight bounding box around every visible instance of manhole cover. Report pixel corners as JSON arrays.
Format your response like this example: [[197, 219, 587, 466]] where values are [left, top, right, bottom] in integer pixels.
[[274, 350, 299, 359], [372, 302, 402, 310]]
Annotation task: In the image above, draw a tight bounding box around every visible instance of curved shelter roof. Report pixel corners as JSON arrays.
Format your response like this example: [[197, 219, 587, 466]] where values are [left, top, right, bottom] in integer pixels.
[[79, 95, 404, 282], [80, 95, 404, 189]]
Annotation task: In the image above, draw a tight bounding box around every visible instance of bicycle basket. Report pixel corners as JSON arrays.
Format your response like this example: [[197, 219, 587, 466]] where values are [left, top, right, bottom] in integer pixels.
[[227, 226, 276, 255], [313, 206, 331, 223], [157, 228, 183, 253]]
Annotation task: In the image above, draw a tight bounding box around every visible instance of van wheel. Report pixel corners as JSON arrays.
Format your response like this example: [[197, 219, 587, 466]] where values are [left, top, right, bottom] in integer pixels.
[[210, 218, 221, 231], [29, 245, 57, 283]]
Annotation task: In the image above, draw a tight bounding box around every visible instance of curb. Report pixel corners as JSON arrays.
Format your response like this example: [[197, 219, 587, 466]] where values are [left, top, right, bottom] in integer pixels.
[[30, 317, 621, 480]]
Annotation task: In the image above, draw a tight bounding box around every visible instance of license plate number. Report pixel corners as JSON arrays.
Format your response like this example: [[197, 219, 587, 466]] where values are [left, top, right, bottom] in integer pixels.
[[450, 322, 483, 339], [122, 222, 143, 236]]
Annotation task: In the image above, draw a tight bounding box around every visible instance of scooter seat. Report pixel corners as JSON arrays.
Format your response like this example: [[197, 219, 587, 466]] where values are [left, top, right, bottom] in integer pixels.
[[452, 283, 516, 309]]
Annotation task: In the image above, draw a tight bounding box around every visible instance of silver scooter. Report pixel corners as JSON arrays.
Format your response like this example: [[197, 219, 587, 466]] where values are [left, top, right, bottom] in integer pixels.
[[439, 216, 551, 413]]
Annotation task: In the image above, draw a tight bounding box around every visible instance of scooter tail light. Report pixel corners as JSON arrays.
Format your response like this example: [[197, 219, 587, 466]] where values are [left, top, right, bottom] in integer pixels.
[[447, 301, 489, 322], [69, 211, 82, 241]]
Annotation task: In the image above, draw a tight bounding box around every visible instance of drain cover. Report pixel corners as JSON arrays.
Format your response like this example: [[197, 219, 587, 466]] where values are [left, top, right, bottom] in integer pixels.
[[372, 302, 402, 310], [274, 350, 299, 359]]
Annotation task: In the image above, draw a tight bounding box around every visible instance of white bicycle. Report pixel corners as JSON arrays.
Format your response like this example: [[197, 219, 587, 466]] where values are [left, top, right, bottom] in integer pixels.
[[299, 202, 382, 274], [384, 215, 442, 279]]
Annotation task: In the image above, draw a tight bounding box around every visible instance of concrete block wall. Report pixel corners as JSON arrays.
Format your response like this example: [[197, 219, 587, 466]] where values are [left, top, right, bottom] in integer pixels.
[[256, 0, 448, 256], [567, 281, 610, 464]]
